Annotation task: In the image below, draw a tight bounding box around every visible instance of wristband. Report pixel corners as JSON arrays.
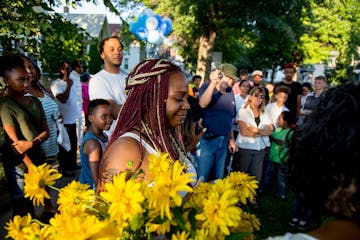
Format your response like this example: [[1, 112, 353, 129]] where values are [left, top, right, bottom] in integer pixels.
[[35, 137, 42, 144]]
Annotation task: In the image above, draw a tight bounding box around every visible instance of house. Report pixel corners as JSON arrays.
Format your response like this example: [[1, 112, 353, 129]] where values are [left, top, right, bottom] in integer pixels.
[[62, 9, 144, 74]]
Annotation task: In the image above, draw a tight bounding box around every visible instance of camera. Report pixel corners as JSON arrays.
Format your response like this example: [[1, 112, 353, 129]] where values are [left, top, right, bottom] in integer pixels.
[[218, 72, 223, 80]]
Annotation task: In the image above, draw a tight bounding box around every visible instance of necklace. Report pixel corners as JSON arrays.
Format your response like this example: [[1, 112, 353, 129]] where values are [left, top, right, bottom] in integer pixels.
[[141, 121, 190, 172]]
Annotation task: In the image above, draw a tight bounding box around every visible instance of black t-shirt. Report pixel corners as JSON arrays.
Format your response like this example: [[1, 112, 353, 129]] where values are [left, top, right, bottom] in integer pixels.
[[275, 81, 302, 117]]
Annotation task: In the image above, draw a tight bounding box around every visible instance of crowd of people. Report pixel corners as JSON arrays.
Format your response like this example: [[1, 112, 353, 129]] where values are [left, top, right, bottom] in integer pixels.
[[0, 35, 359, 239]]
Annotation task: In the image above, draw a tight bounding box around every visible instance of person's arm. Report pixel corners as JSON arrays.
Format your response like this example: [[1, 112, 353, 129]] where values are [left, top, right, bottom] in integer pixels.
[[83, 139, 102, 185], [55, 79, 73, 103], [238, 120, 260, 137], [2, 125, 34, 168], [228, 131, 238, 153], [269, 135, 285, 145], [12, 100, 50, 154], [258, 124, 274, 136], [198, 70, 221, 108], [96, 137, 143, 194]]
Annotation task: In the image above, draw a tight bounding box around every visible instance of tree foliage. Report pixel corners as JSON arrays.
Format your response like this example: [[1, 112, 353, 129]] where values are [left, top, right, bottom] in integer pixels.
[[299, 0, 360, 84], [120, 0, 310, 80], [0, 0, 91, 74]]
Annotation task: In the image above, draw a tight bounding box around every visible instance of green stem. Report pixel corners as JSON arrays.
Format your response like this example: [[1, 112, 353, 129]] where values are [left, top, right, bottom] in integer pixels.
[[49, 185, 60, 192], [32, 218, 50, 227]]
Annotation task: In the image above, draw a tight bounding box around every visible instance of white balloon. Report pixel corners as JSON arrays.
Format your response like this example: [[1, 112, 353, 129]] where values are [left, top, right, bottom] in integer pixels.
[[144, 8, 154, 16], [146, 16, 159, 30], [147, 30, 163, 44]]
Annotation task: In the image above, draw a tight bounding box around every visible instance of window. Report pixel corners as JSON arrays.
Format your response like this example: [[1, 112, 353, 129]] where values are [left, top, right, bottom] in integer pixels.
[[124, 58, 129, 70]]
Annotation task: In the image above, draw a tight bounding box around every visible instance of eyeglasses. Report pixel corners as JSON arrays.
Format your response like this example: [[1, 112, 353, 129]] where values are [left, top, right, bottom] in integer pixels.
[[252, 93, 265, 99]]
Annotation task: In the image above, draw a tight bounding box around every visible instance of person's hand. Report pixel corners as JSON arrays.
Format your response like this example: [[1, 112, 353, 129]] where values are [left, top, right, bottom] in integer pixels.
[[12, 140, 32, 154], [66, 78, 73, 87], [209, 70, 222, 86], [228, 138, 238, 153], [184, 121, 205, 152]]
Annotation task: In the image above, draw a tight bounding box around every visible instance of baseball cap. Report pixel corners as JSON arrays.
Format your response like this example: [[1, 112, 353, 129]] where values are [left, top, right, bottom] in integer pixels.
[[252, 70, 263, 77], [219, 63, 239, 81], [284, 63, 296, 71]]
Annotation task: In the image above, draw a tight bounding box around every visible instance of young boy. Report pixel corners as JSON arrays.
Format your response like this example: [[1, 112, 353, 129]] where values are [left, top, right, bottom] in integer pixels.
[[265, 85, 290, 127], [260, 111, 293, 200], [79, 99, 113, 189]]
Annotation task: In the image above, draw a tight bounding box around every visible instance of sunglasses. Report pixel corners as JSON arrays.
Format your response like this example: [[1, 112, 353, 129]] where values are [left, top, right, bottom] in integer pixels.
[[252, 93, 265, 99]]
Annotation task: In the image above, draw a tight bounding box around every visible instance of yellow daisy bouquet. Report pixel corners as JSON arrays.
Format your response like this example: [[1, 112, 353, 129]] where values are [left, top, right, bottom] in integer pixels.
[[5, 152, 260, 240]]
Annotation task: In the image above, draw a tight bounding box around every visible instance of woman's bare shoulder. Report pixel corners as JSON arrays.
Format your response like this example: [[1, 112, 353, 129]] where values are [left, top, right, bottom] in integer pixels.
[[98, 137, 143, 184]]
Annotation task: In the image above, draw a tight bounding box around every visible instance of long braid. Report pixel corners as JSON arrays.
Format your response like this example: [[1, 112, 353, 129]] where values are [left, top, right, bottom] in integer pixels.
[[108, 59, 185, 162]]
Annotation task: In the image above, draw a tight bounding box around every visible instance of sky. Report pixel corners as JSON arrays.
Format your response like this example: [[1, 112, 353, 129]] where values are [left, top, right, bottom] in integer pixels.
[[53, 1, 121, 24]]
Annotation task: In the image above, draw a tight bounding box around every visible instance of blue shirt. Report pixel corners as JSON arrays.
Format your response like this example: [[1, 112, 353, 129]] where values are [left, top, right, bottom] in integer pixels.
[[79, 131, 107, 189], [199, 83, 235, 136]]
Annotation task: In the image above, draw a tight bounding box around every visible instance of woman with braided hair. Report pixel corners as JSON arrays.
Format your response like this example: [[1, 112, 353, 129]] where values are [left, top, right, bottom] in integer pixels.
[[97, 58, 193, 192]]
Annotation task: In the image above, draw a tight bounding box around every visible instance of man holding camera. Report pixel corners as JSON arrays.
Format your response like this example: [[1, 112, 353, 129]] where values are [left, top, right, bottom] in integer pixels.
[[195, 63, 238, 182]]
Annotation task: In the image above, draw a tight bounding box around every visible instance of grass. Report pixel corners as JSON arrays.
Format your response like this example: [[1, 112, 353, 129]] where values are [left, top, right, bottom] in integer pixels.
[[252, 181, 322, 239], [253, 186, 295, 239]]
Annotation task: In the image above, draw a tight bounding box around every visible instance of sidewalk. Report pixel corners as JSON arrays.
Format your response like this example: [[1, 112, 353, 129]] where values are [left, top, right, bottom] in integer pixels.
[[0, 159, 81, 239]]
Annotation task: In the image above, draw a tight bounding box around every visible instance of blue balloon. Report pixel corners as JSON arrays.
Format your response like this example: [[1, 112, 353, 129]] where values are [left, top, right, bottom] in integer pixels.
[[154, 15, 163, 30], [138, 13, 148, 28], [129, 21, 138, 34], [135, 26, 148, 41], [147, 30, 163, 44], [160, 17, 172, 36]]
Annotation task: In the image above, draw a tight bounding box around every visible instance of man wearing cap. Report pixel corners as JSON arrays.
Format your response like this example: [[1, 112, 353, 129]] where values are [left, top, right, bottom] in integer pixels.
[[251, 70, 270, 104], [275, 63, 302, 124], [195, 63, 238, 182]]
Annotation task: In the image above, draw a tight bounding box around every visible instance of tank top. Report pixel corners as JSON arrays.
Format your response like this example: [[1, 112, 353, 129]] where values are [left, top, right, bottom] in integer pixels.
[[118, 132, 198, 191]]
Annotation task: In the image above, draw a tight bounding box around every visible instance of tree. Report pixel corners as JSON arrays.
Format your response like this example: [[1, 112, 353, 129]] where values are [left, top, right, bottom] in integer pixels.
[[39, 15, 89, 74], [120, 0, 310, 81], [0, 0, 92, 74], [299, 0, 360, 84]]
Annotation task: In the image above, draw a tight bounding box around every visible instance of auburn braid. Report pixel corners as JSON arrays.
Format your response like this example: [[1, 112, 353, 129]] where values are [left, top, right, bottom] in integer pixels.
[[108, 58, 184, 161]]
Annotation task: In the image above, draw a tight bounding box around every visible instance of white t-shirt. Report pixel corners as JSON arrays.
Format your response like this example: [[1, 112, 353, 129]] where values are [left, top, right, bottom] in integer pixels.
[[236, 105, 272, 151], [69, 70, 83, 119], [89, 69, 127, 136], [267, 233, 318, 240], [265, 102, 289, 127], [233, 94, 248, 132], [51, 78, 78, 124], [89, 69, 127, 105]]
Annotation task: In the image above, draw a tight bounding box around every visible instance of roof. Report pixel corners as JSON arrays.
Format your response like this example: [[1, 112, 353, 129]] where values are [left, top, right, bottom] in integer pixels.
[[61, 13, 109, 38]]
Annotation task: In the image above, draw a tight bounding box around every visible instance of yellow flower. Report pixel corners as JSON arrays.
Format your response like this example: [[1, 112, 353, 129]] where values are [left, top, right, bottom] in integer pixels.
[[149, 160, 195, 219], [49, 213, 111, 239], [24, 163, 61, 206], [186, 182, 212, 209], [224, 172, 258, 204], [171, 231, 190, 240], [148, 152, 172, 176], [5, 214, 37, 240], [195, 189, 241, 237], [100, 172, 145, 224], [232, 212, 261, 237], [57, 180, 95, 215]]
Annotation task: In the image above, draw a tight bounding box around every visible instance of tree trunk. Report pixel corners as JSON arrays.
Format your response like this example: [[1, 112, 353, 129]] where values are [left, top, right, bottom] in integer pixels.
[[195, 31, 217, 84]]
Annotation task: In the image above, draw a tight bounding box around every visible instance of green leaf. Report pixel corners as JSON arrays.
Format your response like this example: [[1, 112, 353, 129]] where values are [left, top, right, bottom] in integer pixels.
[[225, 232, 251, 240]]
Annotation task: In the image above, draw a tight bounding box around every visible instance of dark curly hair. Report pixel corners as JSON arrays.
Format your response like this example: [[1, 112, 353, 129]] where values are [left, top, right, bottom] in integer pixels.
[[288, 81, 360, 221]]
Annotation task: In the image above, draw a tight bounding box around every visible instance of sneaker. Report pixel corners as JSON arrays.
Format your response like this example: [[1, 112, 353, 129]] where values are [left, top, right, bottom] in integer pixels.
[[296, 220, 309, 231], [278, 194, 287, 201], [289, 217, 299, 227]]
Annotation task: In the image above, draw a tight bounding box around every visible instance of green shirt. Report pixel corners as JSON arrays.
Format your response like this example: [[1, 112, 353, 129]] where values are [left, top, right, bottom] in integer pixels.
[[269, 127, 292, 164], [0, 96, 45, 141]]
